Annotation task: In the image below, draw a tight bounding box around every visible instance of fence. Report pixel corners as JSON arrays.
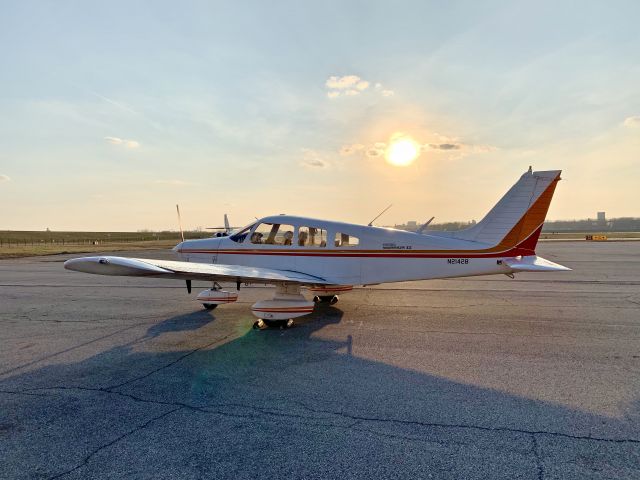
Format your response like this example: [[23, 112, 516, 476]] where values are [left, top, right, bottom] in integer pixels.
[[0, 233, 210, 248]]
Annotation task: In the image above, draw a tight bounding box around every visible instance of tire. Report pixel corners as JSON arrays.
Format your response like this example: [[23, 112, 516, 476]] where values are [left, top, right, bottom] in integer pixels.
[[203, 303, 218, 310]]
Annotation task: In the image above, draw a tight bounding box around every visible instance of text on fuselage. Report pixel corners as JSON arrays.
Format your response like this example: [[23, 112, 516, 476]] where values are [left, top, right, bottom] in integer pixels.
[[447, 258, 469, 264]]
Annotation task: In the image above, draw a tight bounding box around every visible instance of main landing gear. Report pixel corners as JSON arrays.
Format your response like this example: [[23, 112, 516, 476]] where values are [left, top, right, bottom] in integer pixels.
[[251, 284, 314, 330], [197, 282, 238, 310], [313, 295, 339, 305]]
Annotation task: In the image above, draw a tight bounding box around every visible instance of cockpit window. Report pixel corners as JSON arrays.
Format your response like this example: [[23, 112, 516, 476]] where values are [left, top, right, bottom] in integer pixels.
[[334, 232, 359, 247], [229, 223, 255, 243], [298, 226, 327, 247], [250, 223, 295, 246]]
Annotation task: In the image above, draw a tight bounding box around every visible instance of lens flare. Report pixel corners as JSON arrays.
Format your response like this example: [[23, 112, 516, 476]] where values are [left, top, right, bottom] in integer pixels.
[[385, 136, 420, 166]]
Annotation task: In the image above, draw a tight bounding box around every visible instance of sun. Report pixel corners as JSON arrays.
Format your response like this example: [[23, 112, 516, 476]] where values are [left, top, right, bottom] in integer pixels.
[[385, 135, 420, 166]]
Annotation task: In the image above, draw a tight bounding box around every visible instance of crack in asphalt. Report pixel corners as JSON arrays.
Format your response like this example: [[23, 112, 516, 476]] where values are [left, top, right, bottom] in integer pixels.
[[4, 386, 639, 447], [4, 386, 639, 480], [45, 407, 182, 480], [104, 333, 232, 390], [0, 323, 149, 377], [531, 434, 545, 480]]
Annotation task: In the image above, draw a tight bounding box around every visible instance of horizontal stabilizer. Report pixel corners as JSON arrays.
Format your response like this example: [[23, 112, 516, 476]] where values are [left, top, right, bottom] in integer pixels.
[[504, 256, 571, 273]]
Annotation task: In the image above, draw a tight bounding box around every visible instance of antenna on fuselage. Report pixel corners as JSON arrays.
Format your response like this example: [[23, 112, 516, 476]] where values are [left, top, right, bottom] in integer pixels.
[[176, 204, 185, 242], [367, 204, 393, 227], [416, 216, 435, 234]]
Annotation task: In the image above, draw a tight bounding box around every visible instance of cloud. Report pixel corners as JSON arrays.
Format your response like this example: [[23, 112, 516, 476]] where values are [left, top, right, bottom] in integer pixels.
[[301, 148, 328, 168], [425, 143, 461, 151], [326, 75, 362, 90], [104, 136, 140, 148], [366, 147, 384, 158], [623, 116, 640, 127], [341, 135, 496, 160], [422, 142, 496, 155], [374, 82, 395, 97], [325, 75, 390, 98], [0, 174, 10, 182], [306, 158, 326, 167], [340, 144, 364, 156]]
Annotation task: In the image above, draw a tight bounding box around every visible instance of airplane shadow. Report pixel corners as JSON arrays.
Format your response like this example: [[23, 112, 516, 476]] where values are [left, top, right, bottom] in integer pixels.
[[1, 304, 639, 480], [144, 309, 217, 338]]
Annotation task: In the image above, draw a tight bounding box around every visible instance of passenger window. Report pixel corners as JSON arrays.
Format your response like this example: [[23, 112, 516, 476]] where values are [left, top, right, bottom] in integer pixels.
[[250, 223, 295, 245], [334, 232, 359, 247], [298, 226, 327, 247]]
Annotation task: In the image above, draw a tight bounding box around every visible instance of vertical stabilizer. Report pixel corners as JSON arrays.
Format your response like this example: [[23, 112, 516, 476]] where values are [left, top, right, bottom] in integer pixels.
[[452, 169, 561, 254]]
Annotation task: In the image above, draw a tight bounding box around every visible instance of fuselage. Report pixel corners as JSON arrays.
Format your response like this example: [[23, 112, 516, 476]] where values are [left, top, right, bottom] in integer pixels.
[[174, 215, 523, 285]]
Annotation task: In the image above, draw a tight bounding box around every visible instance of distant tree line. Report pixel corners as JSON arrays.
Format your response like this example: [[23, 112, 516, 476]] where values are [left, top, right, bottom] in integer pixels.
[[394, 217, 640, 233], [541, 217, 640, 232]]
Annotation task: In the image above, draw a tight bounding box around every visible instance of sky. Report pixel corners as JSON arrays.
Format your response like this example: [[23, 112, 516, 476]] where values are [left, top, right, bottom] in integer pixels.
[[1, 0, 639, 231]]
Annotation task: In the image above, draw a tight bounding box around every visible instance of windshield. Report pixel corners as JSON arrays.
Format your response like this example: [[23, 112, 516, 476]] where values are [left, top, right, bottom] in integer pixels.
[[229, 222, 255, 243]]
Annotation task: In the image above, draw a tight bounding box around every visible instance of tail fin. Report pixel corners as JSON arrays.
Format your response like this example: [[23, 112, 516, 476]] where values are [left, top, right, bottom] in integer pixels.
[[452, 169, 561, 255]]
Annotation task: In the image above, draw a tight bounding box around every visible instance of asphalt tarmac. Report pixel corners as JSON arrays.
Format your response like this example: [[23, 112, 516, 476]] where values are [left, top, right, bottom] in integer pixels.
[[1, 241, 639, 479]]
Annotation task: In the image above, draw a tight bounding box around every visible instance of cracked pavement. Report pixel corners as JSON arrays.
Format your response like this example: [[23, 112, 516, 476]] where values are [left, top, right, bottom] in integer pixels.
[[1, 241, 639, 479]]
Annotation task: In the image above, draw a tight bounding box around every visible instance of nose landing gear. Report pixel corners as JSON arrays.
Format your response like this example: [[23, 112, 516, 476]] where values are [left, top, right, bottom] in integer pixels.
[[313, 295, 339, 305], [252, 318, 295, 330], [251, 284, 314, 331]]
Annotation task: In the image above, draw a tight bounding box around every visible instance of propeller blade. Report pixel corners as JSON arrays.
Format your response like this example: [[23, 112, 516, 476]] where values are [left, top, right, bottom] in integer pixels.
[[176, 204, 185, 243]]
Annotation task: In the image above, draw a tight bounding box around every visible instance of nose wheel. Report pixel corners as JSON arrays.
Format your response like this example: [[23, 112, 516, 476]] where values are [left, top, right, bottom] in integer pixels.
[[313, 295, 339, 305], [252, 319, 295, 330]]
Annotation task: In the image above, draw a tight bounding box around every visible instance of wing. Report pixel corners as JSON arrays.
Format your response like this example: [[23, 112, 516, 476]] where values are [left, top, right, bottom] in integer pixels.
[[64, 256, 330, 285]]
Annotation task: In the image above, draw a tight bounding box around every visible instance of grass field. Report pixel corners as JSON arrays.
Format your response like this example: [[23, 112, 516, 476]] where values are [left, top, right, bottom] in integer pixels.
[[0, 231, 209, 259]]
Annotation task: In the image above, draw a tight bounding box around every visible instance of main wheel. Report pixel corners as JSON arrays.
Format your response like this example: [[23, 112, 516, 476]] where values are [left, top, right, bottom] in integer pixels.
[[275, 319, 294, 329], [317, 295, 334, 303], [203, 303, 218, 310], [253, 319, 266, 329]]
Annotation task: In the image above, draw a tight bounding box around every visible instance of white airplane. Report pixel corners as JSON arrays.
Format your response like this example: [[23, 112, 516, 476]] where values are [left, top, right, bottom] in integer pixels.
[[65, 168, 570, 329]]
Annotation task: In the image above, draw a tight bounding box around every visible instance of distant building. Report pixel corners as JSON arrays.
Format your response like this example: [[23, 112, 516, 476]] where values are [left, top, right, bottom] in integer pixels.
[[597, 212, 606, 223], [407, 221, 417, 228]]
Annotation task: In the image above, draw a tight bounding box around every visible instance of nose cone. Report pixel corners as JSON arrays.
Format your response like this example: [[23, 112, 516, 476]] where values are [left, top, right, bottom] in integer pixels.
[[172, 241, 185, 260], [172, 238, 220, 260]]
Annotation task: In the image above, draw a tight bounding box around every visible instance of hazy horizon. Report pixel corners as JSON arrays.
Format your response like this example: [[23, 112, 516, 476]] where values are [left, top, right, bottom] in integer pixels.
[[1, 1, 639, 231]]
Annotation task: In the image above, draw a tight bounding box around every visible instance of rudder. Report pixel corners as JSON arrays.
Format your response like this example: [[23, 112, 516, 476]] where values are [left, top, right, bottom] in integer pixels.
[[452, 169, 562, 254]]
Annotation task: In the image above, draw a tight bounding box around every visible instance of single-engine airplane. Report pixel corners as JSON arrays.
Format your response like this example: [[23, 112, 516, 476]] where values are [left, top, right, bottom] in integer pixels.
[[65, 168, 570, 329]]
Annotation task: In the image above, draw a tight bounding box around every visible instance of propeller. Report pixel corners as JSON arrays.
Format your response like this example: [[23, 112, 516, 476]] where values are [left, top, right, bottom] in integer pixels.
[[176, 204, 185, 242]]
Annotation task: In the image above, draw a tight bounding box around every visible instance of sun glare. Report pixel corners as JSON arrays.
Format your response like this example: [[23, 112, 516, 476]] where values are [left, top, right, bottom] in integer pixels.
[[385, 136, 420, 166]]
